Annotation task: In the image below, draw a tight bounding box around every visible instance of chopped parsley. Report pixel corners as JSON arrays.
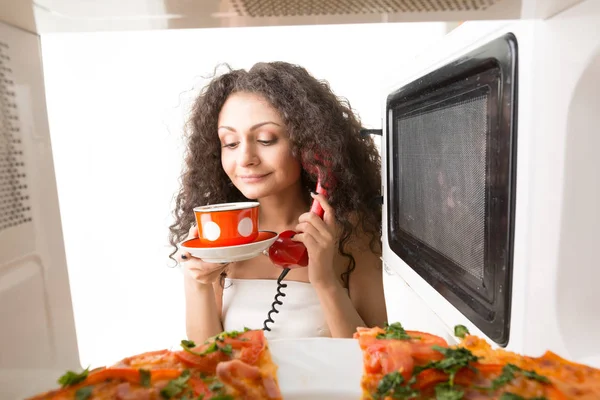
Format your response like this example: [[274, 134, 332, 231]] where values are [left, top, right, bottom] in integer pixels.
[[74, 386, 93, 400], [160, 370, 191, 399], [181, 339, 196, 348], [477, 364, 550, 392], [435, 383, 464, 400], [214, 328, 251, 342], [220, 344, 233, 356], [374, 371, 419, 399], [499, 394, 547, 400], [376, 322, 418, 341], [180, 339, 232, 357], [485, 364, 520, 391], [206, 376, 234, 400], [202, 342, 219, 355], [454, 325, 470, 339], [521, 369, 550, 384], [180, 394, 207, 400], [414, 346, 480, 386], [373, 345, 480, 399], [139, 368, 151, 387], [57, 367, 90, 387], [208, 381, 225, 392], [500, 395, 523, 400], [216, 331, 240, 340]]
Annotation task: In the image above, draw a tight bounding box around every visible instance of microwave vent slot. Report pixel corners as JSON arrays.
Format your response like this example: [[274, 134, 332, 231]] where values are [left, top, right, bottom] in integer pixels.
[[0, 41, 32, 232], [229, 0, 501, 17]]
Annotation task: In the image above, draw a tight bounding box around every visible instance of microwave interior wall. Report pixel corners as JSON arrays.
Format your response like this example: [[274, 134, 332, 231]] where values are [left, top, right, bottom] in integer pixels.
[[0, 1, 599, 398]]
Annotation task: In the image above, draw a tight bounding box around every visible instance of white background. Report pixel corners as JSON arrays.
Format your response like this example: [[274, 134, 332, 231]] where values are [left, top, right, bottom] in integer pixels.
[[41, 22, 446, 368]]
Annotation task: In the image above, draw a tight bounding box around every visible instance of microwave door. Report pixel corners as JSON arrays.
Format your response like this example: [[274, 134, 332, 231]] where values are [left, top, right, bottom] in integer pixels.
[[0, 21, 80, 399], [383, 33, 518, 345]]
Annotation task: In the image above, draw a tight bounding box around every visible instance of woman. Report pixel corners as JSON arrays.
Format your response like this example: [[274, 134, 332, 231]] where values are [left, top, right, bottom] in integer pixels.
[[169, 61, 387, 343]]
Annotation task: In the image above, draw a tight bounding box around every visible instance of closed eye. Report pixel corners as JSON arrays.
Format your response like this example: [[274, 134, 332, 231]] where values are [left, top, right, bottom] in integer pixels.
[[222, 142, 239, 149], [258, 139, 277, 146]]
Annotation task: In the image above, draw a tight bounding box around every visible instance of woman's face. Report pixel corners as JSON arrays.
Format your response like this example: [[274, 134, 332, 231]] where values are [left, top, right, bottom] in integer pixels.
[[218, 92, 302, 200]]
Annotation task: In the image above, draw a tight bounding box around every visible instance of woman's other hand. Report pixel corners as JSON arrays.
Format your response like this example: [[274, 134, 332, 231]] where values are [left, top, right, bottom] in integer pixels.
[[179, 225, 229, 284], [292, 193, 340, 288]]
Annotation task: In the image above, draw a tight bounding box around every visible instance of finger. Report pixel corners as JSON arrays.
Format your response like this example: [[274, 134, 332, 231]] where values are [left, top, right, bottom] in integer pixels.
[[290, 232, 318, 248], [310, 192, 336, 227], [187, 260, 230, 274], [297, 213, 331, 238], [296, 223, 332, 249], [205, 269, 226, 284], [187, 224, 199, 239], [187, 268, 224, 285], [295, 221, 319, 238], [179, 250, 192, 262]]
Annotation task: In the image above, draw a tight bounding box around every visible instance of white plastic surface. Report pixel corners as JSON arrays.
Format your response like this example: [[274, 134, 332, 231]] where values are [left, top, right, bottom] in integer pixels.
[[269, 338, 363, 399], [0, 20, 80, 400]]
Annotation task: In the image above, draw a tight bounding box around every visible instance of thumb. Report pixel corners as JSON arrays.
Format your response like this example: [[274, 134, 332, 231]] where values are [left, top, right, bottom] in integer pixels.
[[323, 207, 336, 229], [188, 223, 198, 239]]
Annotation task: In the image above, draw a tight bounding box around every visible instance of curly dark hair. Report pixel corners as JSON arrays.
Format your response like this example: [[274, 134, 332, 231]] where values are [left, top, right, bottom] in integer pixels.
[[169, 61, 382, 288]]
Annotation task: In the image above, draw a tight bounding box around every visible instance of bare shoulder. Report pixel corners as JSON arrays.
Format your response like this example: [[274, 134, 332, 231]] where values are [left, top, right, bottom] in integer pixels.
[[345, 222, 383, 280], [343, 216, 388, 328]]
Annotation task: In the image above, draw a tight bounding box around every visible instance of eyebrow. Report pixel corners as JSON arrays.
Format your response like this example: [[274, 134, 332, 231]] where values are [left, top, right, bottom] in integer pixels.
[[218, 121, 281, 132]]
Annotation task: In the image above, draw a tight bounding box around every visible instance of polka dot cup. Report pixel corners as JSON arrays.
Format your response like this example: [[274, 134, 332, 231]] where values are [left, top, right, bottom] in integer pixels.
[[193, 202, 260, 248]]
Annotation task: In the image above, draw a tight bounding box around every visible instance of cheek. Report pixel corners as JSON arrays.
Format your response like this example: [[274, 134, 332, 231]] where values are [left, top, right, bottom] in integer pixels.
[[221, 152, 235, 177], [282, 156, 302, 181]]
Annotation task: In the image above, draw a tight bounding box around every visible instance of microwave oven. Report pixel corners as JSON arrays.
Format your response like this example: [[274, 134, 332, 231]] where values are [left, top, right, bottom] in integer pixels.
[[1, 0, 598, 398], [380, 0, 600, 367]]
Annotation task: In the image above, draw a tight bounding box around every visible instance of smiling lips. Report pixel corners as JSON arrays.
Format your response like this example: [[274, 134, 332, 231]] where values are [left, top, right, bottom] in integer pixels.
[[238, 173, 271, 183]]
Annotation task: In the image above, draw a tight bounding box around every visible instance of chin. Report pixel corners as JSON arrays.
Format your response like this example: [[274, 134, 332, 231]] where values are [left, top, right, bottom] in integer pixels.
[[237, 186, 267, 201], [236, 180, 295, 201]]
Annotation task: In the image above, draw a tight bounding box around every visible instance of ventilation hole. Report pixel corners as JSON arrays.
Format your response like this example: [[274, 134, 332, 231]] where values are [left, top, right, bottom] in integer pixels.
[[0, 41, 32, 232], [228, 0, 499, 17]]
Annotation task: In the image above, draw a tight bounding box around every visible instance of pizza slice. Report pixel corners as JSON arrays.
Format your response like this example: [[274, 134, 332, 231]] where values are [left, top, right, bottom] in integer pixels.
[[354, 322, 569, 399], [173, 328, 281, 399], [459, 332, 600, 400], [27, 328, 282, 400]]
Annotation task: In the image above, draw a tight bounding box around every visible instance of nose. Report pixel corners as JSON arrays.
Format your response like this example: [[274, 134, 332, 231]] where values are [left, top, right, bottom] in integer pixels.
[[238, 141, 259, 167]]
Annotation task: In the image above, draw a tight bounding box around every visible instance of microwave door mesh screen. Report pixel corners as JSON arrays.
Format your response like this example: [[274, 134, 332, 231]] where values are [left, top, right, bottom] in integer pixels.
[[397, 95, 488, 282]]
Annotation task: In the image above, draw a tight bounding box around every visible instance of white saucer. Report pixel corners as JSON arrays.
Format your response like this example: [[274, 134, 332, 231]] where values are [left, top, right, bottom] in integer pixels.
[[179, 231, 278, 263]]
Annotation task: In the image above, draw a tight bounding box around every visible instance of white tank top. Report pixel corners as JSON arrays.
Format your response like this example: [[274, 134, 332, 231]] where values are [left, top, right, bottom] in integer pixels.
[[221, 278, 332, 340]]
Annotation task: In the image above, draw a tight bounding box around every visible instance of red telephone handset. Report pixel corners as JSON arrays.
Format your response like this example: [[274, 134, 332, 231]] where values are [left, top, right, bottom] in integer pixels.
[[263, 177, 327, 331], [267, 178, 327, 268], [263, 171, 329, 331]]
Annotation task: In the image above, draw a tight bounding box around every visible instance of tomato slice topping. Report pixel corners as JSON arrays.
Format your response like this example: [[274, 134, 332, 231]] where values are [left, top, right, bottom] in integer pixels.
[[174, 348, 231, 373], [188, 376, 213, 397], [174, 330, 265, 372], [84, 368, 183, 385]]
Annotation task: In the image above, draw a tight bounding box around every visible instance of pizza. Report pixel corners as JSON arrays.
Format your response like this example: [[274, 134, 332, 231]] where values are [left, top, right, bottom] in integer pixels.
[[354, 322, 600, 400], [459, 333, 600, 400], [28, 321, 600, 399], [28, 328, 282, 400]]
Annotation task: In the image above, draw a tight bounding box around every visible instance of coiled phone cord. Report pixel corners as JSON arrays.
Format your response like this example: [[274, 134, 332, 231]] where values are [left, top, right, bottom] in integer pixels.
[[262, 268, 290, 332]]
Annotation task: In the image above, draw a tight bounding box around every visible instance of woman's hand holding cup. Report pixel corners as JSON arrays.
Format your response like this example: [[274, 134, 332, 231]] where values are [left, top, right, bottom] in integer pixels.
[[179, 225, 229, 285]]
